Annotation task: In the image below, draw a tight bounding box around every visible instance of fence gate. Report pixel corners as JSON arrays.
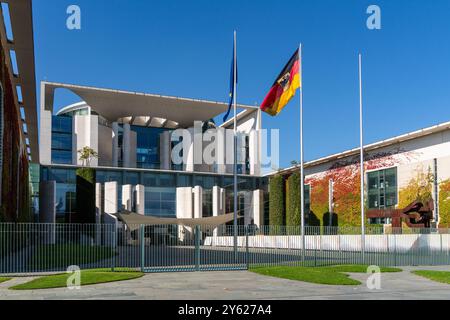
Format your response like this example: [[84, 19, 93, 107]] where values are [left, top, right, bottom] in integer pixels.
[[114, 224, 248, 273]]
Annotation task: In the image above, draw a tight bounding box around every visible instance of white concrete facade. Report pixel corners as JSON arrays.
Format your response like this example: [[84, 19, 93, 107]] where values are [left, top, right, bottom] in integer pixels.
[[275, 121, 450, 227], [135, 184, 145, 215], [104, 181, 118, 214]]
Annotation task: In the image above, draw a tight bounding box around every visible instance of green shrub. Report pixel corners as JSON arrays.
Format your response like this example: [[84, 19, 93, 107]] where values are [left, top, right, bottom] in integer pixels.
[[269, 174, 284, 233], [286, 173, 301, 232]]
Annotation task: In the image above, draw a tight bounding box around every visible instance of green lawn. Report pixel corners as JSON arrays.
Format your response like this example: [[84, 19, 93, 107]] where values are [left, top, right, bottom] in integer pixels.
[[412, 270, 450, 284], [29, 244, 116, 269], [0, 277, 11, 284], [10, 270, 143, 290], [250, 264, 402, 285]]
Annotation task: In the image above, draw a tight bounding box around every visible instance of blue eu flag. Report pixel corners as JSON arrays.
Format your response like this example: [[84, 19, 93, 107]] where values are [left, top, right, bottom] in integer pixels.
[[223, 40, 237, 123]]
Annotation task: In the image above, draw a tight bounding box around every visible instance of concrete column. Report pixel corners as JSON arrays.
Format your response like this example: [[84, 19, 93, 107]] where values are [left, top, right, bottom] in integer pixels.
[[129, 130, 137, 168], [98, 125, 113, 166], [176, 187, 193, 241], [104, 181, 118, 214], [249, 129, 260, 176], [39, 181, 56, 244], [253, 189, 264, 227], [135, 184, 145, 215], [193, 121, 203, 171], [160, 131, 172, 170], [225, 128, 235, 174], [112, 122, 119, 167], [193, 186, 203, 219], [244, 191, 253, 225], [216, 127, 226, 174], [95, 183, 102, 221], [39, 181, 56, 223], [73, 114, 99, 166], [212, 186, 225, 236], [122, 184, 133, 211], [39, 108, 52, 165], [123, 123, 131, 168], [185, 127, 195, 172]]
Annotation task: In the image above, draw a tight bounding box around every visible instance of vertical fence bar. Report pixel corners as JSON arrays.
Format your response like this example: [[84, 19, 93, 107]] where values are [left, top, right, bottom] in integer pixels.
[[195, 225, 200, 271], [140, 225, 145, 272]]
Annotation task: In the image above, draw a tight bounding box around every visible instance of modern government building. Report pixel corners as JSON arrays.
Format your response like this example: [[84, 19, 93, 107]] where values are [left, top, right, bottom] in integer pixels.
[[38, 81, 266, 227], [1, 0, 449, 231]]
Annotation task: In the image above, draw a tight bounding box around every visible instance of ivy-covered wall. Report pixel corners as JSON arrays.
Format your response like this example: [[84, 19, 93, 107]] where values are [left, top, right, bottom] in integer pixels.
[[303, 150, 419, 227], [398, 166, 433, 208], [439, 179, 450, 228], [0, 39, 31, 222]]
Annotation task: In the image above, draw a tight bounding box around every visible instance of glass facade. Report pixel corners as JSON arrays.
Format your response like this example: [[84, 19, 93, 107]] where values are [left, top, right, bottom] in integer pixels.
[[51, 115, 73, 164], [131, 125, 174, 169], [368, 167, 398, 224], [29, 163, 40, 221], [41, 167, 77, 223], [39, 167, 260, 221]]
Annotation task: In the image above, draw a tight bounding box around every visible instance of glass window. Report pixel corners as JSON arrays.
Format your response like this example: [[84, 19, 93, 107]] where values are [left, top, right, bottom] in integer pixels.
[[51, 116, 73, 164], [304, 184, 311, 214], [124, 172, 139, 185], [52, 133, 72, 150], [48, 168, 76, 184], [52, 150, 73, 165], [52, 115, 72, 133], [96, 170, 122, 184], [131, 125, 174, 169], [367, 167, 398, 211], [177, 174, 192, 187], [144, 186, 176, 217]]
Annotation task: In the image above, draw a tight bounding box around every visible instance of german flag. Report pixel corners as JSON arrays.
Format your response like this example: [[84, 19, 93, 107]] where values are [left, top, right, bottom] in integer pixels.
[[260, 49, 301, 116]]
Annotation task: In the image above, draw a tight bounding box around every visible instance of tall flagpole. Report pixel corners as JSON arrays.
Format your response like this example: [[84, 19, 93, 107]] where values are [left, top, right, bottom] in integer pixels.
[[233, 30, 238, 259], [299, 43, 305, 263], [359, 53, 365, 262]]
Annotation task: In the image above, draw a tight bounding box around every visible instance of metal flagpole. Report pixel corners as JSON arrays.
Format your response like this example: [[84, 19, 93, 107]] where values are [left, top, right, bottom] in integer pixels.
[[359, 53, 365, 263], [233, 30, 238, 260], [299, 43, 305, 263]]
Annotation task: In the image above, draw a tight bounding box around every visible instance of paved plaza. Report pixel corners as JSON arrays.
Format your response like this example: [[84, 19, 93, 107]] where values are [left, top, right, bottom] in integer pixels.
[[1, 266, 450, 300]]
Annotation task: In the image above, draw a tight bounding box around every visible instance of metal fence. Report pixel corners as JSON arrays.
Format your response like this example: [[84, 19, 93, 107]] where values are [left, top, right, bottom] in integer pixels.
[[1, 223, 450, 275]]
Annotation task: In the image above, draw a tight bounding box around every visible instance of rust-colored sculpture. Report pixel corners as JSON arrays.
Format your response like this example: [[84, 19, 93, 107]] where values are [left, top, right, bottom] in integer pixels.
[[367, 199, 434, 229]]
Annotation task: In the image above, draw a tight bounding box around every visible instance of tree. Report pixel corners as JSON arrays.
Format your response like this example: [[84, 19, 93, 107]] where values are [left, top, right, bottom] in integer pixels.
[[78, 146, 98, 166]]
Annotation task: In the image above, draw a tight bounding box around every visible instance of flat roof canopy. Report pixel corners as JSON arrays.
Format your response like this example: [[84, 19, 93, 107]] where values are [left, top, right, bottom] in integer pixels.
[[43, 81, 258, 127], [115, 211, 241, 231]]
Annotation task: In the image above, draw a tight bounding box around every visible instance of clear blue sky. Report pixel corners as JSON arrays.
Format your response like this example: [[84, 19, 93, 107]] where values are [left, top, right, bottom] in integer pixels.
[[32, 0, 450, 169]]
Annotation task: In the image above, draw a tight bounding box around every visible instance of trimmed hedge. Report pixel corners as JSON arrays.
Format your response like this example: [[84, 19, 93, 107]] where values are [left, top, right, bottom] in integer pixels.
[[286, 173, 301, 228], [269, 175, 285, 232]]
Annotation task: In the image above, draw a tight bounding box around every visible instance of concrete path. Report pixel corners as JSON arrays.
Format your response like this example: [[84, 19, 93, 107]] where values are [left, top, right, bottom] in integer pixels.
[[1, 266, 450, 300]]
